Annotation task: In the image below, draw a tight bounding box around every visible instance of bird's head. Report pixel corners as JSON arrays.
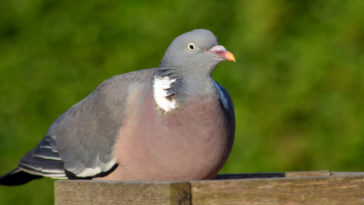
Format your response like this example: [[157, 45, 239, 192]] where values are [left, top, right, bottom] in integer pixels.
[[160, 29, 235, 76]]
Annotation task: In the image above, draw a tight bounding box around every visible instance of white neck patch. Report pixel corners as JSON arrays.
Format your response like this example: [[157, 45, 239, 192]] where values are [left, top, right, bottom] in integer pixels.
[[153, 75, 178, 112]]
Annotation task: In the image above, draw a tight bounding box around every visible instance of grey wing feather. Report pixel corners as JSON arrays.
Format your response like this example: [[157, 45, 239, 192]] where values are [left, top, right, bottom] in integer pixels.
[[54, 69, 156, 178], [17, 69, 156, 179], [18, 135, 66, 178]]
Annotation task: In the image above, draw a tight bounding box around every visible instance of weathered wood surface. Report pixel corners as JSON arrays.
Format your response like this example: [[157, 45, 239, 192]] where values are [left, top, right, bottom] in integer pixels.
[[55, 180, 190, 205], [55, 171, 364, 205], [192, 175, 364, 205]]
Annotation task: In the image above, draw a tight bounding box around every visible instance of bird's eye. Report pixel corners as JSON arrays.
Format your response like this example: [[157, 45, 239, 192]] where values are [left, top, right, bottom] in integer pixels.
[[187, 42, 196, 50]]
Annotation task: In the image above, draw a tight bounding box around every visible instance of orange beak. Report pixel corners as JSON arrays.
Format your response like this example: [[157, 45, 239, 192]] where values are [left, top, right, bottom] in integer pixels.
[[222, 51, 236, 62], [208, 45, 236, 62]]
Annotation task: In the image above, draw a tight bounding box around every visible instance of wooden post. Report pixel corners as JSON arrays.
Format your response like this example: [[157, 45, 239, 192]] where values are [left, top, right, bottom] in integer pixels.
[[55, 180, 190, 205], [54, 171, 364, 205]]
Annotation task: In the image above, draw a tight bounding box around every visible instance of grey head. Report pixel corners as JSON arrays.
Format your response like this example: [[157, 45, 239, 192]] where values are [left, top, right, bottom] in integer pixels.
[[159, 29, 235, 78], [153, 29, 235, 112]]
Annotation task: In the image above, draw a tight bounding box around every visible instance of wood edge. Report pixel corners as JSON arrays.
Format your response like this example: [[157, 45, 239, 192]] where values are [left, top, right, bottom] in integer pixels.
[[191, 174, 364, 187], [285, 170, 331, 177]]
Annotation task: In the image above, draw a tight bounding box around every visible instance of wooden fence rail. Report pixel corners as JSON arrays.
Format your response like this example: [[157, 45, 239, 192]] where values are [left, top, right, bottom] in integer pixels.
[[55, 171, 364, 205]]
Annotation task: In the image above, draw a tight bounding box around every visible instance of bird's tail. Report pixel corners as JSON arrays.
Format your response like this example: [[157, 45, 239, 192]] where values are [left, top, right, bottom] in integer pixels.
[[0, 168, 43, 186], [1, 135, 67, 186]]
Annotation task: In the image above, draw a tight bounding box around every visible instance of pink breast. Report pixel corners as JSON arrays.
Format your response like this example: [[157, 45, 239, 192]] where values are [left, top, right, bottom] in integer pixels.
[[105, 90, 231, 181]]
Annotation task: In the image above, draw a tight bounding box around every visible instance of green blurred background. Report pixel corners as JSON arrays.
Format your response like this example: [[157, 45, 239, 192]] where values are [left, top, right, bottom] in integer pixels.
[[1, 0, 363, 204]]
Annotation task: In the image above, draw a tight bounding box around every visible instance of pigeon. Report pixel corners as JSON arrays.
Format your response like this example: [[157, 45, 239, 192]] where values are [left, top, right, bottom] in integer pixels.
[[0, 29, 235, 186]]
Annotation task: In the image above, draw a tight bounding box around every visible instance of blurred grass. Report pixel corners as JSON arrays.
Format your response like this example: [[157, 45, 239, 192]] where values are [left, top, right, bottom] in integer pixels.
[[0, 0, 363, 204]]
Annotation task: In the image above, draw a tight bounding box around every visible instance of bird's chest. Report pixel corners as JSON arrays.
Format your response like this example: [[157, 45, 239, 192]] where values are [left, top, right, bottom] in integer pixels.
[[113, 92, 230, 180]]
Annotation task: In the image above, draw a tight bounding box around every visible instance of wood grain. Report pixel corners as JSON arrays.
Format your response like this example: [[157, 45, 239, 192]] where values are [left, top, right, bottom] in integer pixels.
[[55, 171, 364, 205], [55, 180, 190, 205], [191, 176, 364, 205]]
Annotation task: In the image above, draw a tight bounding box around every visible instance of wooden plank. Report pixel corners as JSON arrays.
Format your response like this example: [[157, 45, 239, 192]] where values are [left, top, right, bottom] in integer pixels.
[[191, 175, 364, 205], [332, 172, 364, 177], [285, 170, 331, 177], [54, 172, 364, 204], [55, 180, 191, 205]]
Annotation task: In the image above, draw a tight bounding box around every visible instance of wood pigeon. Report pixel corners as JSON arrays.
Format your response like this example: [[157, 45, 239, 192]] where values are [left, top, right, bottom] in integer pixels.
[[0, 29, 236, 185]]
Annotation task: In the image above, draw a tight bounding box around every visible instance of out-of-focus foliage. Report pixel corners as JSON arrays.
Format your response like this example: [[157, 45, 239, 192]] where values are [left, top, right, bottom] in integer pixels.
[[0, 0, 363, 204]]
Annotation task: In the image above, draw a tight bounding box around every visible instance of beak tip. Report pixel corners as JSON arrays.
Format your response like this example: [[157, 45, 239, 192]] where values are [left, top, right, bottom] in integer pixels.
[[225, 51, 236, 62]]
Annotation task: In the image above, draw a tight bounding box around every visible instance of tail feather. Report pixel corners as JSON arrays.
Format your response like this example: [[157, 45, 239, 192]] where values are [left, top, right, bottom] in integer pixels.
[[0, 168, 43, 186], [1, 135, 67, 186]]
